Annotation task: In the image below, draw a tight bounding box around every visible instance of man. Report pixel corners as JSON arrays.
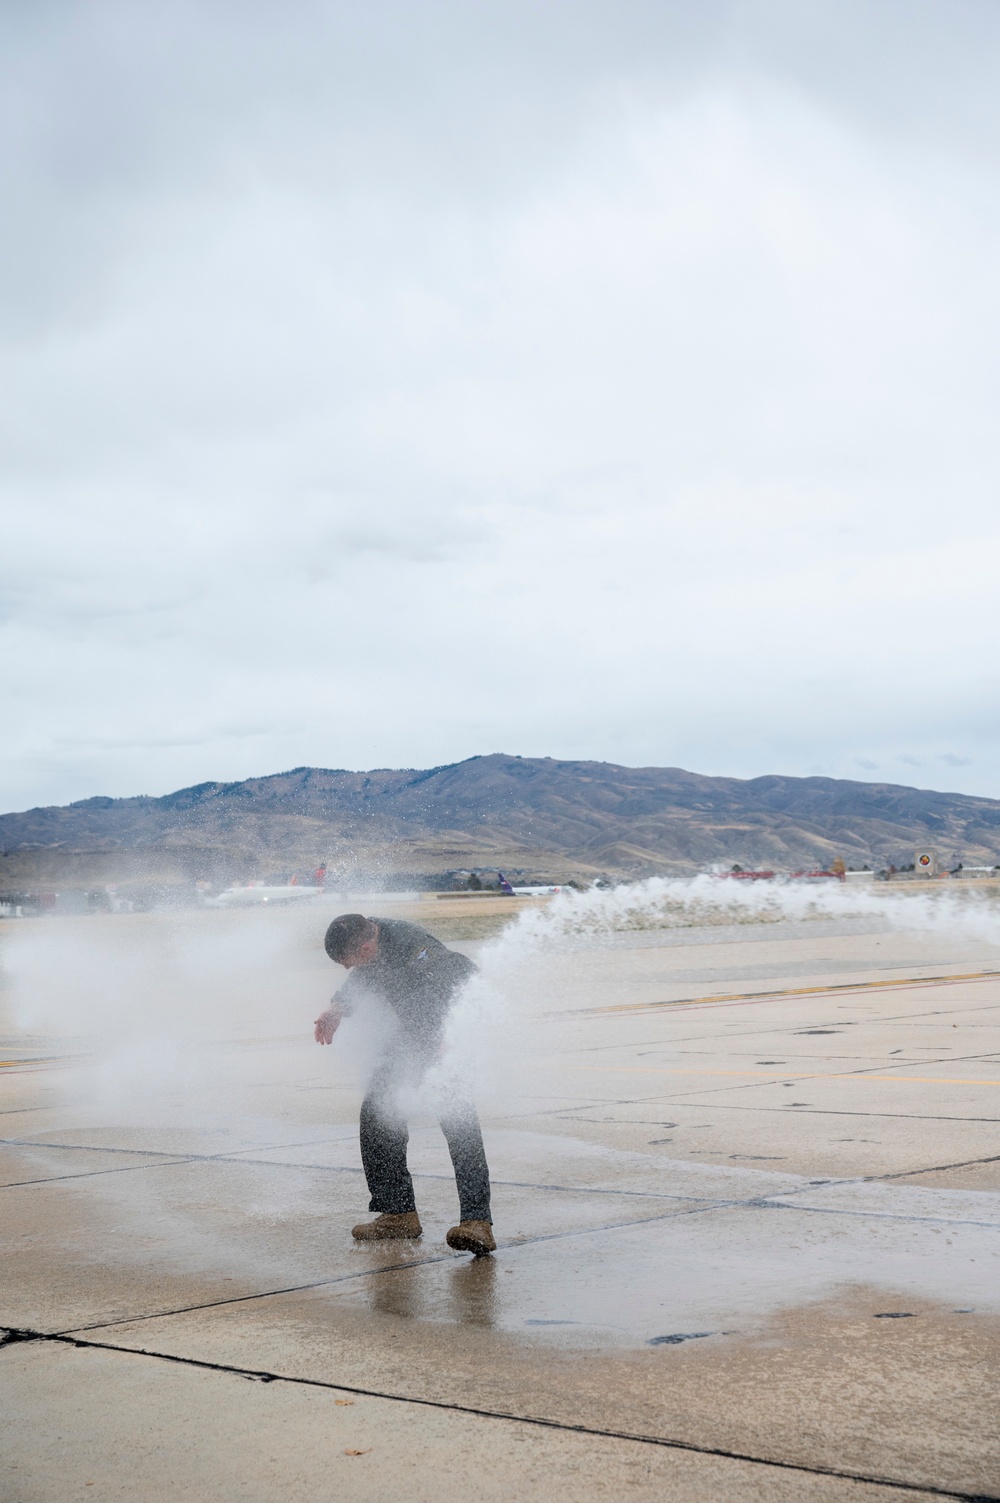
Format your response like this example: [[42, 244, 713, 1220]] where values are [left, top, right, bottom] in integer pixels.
[[314, 912, 495, 1256]]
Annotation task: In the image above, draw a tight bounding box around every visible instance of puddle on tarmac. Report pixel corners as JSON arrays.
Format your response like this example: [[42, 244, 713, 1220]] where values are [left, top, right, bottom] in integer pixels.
[[321, 1145, 1000, 1350]]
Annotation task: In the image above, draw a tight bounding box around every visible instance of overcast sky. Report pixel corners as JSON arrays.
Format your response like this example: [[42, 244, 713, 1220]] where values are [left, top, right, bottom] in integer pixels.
[[2, 0, 999, 811]]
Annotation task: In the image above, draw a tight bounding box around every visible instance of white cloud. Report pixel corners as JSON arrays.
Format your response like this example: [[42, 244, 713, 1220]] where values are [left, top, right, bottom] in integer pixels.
[[1, 0, 999, 808]]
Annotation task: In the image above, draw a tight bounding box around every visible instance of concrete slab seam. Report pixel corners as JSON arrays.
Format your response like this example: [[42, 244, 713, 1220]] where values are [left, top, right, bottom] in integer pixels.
[[1, 1134, 807, 1204], [566, 1065, 1000, 1086], [11, 1136, 993, 1230], [0, 1158, 201, 1188], [0, 1155, 715, 1201], [870, 1154, 1000, 1182], [0, 1139, 727, 1204], [753, 1201, 1000, 1230], [50, 1203, 728, 1335], [0, 1329, 995, 1503], [674, 1104, 1000, 1123]]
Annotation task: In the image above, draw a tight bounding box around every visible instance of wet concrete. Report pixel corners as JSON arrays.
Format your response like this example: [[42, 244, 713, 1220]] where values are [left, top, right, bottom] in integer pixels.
[[1, 905, 999, 1500]]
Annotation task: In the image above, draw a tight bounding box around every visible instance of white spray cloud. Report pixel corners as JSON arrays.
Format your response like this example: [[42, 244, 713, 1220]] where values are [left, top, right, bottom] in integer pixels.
[[5, 879, 999, 1122], [3, 879, 998, 1297], [425, 875, 1000, 1119]]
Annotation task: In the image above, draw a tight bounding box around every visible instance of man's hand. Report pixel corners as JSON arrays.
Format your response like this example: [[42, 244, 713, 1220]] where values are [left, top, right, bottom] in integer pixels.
[[314, 1006, 344, 1045]]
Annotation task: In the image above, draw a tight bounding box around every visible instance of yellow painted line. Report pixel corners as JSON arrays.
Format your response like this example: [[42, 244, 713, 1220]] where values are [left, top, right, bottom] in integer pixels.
[[562, 1064, 1000, 1086], [0, 1058, 72, 1069], [576, 969, 1000, 1018]]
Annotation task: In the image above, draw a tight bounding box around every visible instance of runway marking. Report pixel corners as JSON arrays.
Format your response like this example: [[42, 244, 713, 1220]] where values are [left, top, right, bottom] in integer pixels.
[[572, 970, 1000, 1018]]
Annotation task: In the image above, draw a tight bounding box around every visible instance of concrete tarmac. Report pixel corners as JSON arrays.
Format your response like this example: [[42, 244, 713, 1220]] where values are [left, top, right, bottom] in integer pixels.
[[1, 897, 999, 1501]]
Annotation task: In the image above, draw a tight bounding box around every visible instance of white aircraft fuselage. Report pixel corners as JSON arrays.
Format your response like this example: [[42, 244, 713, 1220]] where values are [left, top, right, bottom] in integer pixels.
[[210, 885, 323, 907]]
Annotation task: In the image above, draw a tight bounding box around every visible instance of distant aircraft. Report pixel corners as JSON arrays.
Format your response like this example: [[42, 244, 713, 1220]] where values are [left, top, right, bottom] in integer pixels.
[[497, 872, 566, 896]]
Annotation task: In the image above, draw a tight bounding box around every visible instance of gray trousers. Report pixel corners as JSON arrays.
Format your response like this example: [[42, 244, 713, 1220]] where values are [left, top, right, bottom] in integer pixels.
[[359, 1052, 492, 1224]]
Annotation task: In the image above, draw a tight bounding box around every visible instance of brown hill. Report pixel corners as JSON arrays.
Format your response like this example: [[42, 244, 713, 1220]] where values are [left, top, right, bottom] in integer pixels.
[[2, 754, 1000, 888]]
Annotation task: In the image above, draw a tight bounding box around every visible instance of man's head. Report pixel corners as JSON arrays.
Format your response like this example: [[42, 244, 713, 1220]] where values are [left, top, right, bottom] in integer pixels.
[[324, 913, 379, 968]]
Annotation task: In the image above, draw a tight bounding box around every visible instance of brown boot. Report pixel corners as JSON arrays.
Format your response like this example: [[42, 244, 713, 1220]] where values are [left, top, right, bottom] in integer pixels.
[[351, 1212, 422, 1241], [446, 1220, 496, 1256]]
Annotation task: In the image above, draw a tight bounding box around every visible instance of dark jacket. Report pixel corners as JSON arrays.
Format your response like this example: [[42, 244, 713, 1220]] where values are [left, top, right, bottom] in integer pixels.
[[333, 918, 477, 1047]]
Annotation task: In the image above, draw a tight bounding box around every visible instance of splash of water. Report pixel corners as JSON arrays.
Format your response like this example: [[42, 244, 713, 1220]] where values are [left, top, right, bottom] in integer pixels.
[[2, 875, 998, 1120], [435, 873, 1000, 1110]]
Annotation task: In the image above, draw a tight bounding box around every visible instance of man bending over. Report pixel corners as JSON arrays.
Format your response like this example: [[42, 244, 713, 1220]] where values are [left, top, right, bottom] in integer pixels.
[[314, 912, 495, 1256]]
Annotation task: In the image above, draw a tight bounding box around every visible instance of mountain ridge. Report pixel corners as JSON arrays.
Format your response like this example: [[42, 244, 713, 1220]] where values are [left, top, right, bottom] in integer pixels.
[[2, 754, 1000, 887]]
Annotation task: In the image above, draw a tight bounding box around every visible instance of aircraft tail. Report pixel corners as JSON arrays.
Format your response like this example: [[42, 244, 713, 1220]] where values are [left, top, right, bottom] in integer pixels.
[[497, 872, 515, 895]]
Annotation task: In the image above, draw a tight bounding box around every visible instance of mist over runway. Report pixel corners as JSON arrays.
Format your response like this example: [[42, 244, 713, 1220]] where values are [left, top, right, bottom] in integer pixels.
[[2, 882, 999, 1498]]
